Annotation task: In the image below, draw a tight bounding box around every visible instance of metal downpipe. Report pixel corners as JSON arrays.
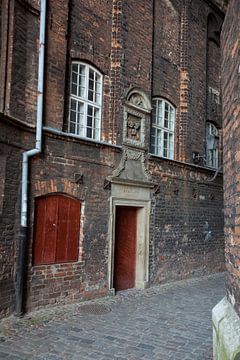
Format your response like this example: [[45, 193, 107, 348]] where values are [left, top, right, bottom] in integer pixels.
[[15, 0, 47, 316]]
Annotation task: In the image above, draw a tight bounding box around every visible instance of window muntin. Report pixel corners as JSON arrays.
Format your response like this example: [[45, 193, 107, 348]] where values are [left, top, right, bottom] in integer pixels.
[[206, 122, 219, 169], [151, 99, 175, 159], [69, 62, 102, 140]]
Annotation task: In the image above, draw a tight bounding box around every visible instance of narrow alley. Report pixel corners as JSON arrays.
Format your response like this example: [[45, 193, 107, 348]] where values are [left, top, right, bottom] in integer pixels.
[[0, 273, 225, 360]]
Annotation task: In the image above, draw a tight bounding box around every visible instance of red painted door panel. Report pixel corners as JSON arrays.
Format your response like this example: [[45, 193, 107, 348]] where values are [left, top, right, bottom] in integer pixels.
[[56, 196, 70, 262], [114, 206, 137, 291], [67, 199, 81, 261], [43, 196, 58, 263], [33, 195, 80, 265]]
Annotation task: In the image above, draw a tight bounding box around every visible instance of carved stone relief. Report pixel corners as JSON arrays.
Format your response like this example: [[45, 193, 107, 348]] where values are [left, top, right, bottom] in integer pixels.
[[122, 88, 152, 149], [109, 148, 152, 184], [129, 93, 144, 108], [106, 88, 154, 188], [127, 114, 141, 141]]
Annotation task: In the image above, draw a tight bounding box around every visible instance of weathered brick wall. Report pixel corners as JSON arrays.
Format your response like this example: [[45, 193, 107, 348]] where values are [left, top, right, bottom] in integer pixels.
[[221, 0, 240, 317], [121, 1, 153, 93], [26, 134, 121, 311], [44, 0, 69, 130], [0, 0, 225, 316], [7, 1, 39, 125], [148, 157, 224, 284], [0, 121, 24, 318], [153, 0, 180, 157], [0, 0, 11, 113]]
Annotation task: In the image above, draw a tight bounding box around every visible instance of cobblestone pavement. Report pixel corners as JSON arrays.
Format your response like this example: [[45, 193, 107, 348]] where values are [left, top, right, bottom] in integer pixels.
[[0, 273, 225, 360]]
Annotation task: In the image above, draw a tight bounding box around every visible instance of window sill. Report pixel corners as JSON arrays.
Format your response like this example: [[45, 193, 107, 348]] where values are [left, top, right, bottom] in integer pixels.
[[148, 153, 223, 175], [32, 260, 83, 268], [43, 127, 122, 150]]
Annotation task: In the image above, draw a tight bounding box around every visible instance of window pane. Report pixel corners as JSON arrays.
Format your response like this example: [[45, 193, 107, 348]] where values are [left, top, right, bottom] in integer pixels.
[[72, 72, 78, 84], [89, 69, 94, 80], [96, 93, 101, 104], [72, 64, 78, 73], [87, 127, 92, 138], [71, 83, 77, 96], [87, 106, 93, 117], [163, 132, 168, 157], [94, 108, 100, 140], [87, 105, 93, 138], [71, 98, 77, 111], [88, 89, 94, 101], [164, 110, 169, 128], [69, 121, 76, 134], [170, 109, 174, 130], [78, 65, 86, 98], [157, 100, 163, 126], [70, 110, 76, 124], [77, 102, 84, 136], [96, 81, 101, 105], [156, 129, 163, 156], [95, 73, 101, 83], [79, 84, 85, 97], [89, 79, 94, 91], [169, 133, 174, 159], [79, 65, 85, 75]]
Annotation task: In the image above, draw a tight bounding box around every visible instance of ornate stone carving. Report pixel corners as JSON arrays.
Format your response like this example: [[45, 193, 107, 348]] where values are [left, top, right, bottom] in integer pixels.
[[108, 148, 152, 184], [127, 114, 141, 141], [122, 88, 152, 149], [126, 149, 141, 160], [129, 93, 144, 108]]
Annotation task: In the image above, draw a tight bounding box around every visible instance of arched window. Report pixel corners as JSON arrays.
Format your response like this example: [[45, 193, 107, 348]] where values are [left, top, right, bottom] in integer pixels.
[[206, 122, 219, 169], [151, 98, 175, 159], [68, 62, 102, 140], [33, 194, 81, 265]]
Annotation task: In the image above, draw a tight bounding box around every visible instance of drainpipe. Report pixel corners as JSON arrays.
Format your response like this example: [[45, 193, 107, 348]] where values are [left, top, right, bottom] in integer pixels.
[[15, 0, 47, 316]]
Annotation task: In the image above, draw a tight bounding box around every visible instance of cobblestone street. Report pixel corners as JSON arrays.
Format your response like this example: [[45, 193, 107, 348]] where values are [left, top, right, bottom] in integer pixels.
[[0, 273, 225, 360]]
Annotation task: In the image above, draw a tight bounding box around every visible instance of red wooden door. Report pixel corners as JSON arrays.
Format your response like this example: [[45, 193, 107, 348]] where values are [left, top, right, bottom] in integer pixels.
[[114, 206, 137, 291]]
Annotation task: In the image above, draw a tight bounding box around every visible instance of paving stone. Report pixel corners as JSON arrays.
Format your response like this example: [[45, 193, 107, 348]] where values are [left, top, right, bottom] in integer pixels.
[[0, 273, 225, 360], [0, 351, 9, 359]]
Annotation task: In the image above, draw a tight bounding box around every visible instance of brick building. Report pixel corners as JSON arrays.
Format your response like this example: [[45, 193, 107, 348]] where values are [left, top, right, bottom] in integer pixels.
[[213, 0, 240, 358], [0, 0, 226, 318]]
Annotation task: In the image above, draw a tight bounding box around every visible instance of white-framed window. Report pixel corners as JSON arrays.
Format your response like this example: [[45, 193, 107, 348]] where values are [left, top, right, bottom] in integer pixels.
[[151, 98, 175, 159], [68, 62, 102, 140], [206, 122, 219, 169]]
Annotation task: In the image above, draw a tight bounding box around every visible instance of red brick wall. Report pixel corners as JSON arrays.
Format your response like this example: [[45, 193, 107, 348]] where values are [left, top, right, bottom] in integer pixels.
[[0, 0, 226, 317], [26, 134, 121, 311], [7, 1, 39, 125], [221, 0, 240, 317]]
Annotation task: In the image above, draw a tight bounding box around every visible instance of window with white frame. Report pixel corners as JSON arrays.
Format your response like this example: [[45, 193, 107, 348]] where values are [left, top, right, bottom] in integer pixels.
[[69, 62, 102, 140], [206, 122, 219, 169], [151, 98, 175, 159]]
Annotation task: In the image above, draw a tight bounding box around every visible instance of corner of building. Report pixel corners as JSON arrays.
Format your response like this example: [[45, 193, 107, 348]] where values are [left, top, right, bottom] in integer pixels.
[[213, 297, 240, 360]]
